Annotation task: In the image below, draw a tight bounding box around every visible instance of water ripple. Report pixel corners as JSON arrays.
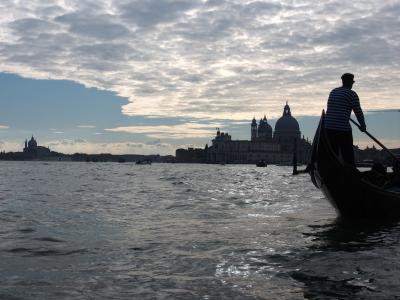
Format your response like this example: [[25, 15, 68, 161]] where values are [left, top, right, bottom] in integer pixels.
[[1, 162, 399, 299]]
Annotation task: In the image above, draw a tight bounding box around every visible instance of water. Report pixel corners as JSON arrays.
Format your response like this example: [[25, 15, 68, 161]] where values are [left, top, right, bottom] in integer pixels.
[[1, 161, 400, 299]]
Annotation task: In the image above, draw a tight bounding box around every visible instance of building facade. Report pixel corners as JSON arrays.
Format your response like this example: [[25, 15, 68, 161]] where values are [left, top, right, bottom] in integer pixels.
[[175, 103, 312, 164], [206, 103, 311, 164]]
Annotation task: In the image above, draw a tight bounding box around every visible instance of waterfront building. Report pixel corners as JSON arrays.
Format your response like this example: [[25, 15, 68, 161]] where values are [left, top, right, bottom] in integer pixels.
[[23, 136, 51, 156], [176, 102, 312, 164], [176, 147, 207, 163], [206, 102, 311, 164]]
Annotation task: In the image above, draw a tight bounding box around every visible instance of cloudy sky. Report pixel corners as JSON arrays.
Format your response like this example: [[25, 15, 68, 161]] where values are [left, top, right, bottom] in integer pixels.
[[0, 0, 399, 154]]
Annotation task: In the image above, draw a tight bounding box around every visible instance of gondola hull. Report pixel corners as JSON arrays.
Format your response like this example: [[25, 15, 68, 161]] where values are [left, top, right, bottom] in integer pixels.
[[310, 113, 400, 220]]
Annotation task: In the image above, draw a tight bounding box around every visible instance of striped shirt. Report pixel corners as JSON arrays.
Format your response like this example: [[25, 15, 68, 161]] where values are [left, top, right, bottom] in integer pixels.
[[325, 87, 366, 131]]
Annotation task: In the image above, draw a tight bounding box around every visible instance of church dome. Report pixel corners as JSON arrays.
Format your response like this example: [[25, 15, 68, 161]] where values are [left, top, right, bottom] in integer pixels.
[[28, 136, 37, 148], [274, 103, 299, 132]]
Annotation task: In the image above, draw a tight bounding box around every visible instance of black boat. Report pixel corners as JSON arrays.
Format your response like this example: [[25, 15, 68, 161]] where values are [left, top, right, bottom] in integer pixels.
[[136, 159, 152, 165], [309, 111, 400, 220], [256, 160, 267, 167]]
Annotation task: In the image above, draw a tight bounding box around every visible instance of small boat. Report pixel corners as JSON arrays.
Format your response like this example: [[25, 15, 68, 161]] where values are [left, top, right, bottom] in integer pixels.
[[136, 159, 152, 165], [309, 111, 400, 220], [256, 160, 267, 167]]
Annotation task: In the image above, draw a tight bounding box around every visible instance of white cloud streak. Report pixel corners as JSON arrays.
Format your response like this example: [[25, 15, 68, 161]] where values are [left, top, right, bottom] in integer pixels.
[[0, 141, 20, 152], [0, 125, 9, 129], [355, 139, 400, 150], [45, 139, 187, 155], [77, 125, 96, 128], [105, 122, 222, 139], [0, 0, 399, 120]]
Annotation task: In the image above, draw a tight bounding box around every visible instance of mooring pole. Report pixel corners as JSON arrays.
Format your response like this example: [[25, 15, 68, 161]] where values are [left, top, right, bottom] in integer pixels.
[[292, 138, 298, 175]]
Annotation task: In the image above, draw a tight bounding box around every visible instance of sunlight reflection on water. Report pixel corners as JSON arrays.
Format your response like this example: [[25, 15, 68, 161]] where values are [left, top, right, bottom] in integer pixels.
[[1, 161, 400, 299]]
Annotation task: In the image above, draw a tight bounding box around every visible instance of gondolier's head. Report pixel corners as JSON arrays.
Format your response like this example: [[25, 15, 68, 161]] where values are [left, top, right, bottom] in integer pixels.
[[341, 73, 355, 88]]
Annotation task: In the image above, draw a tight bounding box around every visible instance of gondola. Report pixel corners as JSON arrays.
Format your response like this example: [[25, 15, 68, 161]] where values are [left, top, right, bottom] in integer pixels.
[[309, 111, 400, 220]]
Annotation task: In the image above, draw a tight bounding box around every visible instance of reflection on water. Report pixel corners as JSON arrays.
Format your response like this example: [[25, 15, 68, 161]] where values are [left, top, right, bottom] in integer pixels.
[[291, 220, 400, 299], [0, 161, 400, 299], [305, 220, 400, 252]]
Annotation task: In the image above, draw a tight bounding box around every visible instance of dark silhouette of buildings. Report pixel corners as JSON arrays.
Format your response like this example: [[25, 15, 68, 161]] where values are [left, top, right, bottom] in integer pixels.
[[176, 147, 207, 163], [0, 136, 175, 163], [176, 103, 312, 164], [23, 135, 51, 157]]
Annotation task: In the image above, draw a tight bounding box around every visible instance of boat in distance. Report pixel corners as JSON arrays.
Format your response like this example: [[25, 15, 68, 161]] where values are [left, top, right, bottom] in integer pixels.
[[136, 159, 152, 165], [256, 160, 267, 167], [309, 111, 400, 220]]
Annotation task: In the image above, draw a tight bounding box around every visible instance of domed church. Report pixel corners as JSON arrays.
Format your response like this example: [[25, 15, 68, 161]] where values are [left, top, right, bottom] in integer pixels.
[[274, 102, 301, 152], [23, 136, 51, 156], [205, 102, 311, 164]]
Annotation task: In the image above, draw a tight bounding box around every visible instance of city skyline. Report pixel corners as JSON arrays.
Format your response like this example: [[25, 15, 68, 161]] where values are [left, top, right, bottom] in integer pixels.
[[1, 1, 399, 154]]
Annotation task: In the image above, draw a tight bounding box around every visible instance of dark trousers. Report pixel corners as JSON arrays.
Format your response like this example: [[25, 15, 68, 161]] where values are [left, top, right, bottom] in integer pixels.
[[326, 129, 355, 166]]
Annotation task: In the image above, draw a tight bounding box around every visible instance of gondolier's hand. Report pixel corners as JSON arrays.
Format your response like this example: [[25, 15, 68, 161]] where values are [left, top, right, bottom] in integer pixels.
[[360, 124, 366, 132]]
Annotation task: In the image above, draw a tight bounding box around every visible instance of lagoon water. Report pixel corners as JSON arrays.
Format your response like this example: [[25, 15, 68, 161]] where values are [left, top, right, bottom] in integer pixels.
[[1, 161, 400, 299]]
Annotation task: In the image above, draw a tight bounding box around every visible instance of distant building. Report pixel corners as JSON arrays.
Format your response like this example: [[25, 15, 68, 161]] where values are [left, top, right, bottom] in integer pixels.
[[176, 147, 207, 163], [176, 102, 312, 164], [23, 136, 51, 157], [207, 103, 311, 164]]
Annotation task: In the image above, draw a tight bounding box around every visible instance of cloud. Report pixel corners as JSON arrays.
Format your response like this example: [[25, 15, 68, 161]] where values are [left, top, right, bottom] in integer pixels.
[[0, 0, 399, 122], [117, 0, 200, 27], [74, 138, 88, 143], [105, 122, 222, 139], [77, 125, 96, 128], [0, 125, 9, 129], [9, 18, 61, 35], [55, 12, 131, 40], [145, 139, 162, 145], [50, 128, 64, 134], [0, 141, 20, 152], [356, 139, 400, 150], [45, 139, 181, 155]]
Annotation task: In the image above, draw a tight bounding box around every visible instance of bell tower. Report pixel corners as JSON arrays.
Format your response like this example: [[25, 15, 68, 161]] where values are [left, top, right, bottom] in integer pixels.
[[251, 117, 257, 141]]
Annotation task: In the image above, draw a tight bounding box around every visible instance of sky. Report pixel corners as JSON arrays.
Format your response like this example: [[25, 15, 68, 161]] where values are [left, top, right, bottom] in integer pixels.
[[0, 0, 399, 155]]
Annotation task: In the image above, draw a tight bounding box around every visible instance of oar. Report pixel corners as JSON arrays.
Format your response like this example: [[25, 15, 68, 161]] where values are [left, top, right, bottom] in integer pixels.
[[350, 118, 399, 162]]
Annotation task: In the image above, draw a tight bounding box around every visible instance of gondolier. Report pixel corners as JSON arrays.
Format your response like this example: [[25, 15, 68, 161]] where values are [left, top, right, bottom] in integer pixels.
[[325, 73, 366, 166], [309, 112, 400, 220]]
